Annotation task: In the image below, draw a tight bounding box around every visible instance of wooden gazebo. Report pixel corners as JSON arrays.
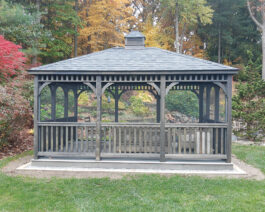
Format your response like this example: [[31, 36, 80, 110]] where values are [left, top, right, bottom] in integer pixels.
[[29, 31, 238, 166]]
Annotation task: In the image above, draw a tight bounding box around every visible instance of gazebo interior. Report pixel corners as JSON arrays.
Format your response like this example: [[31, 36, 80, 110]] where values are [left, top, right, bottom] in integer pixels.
[[29, 31, 238, 163]]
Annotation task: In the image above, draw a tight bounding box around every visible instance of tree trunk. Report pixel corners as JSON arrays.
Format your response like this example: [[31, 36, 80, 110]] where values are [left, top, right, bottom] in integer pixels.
[[175, 0, 180, 53], [262, 29, 265, 80], [32, 0, 41, 65], [74, 0, 78, 57], [262, 1, 265, 80], [179, 22, 186, 54], [218, 23, 221, 63], [247, 0, 265, 80]]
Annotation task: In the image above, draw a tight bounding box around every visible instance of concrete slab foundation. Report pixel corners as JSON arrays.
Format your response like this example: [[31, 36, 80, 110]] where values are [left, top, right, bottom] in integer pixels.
[[17, 159, 246, 175]]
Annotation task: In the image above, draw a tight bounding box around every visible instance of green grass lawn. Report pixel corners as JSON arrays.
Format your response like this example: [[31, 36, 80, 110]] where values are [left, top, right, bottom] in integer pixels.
[[233, 144, 265, 174], [0, 145, 264, 212]]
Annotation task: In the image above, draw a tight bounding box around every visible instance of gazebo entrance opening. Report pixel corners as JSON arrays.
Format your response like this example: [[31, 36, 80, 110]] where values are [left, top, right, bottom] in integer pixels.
[[30, 31, 237, 163]]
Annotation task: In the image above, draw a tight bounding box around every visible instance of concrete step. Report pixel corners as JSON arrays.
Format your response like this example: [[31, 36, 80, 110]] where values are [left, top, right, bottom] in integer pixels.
[[31, 159, 233, 171]]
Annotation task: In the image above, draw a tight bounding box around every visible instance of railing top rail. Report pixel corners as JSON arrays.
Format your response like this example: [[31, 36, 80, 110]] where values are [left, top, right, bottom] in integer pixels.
[[38, 122, 228, 128]]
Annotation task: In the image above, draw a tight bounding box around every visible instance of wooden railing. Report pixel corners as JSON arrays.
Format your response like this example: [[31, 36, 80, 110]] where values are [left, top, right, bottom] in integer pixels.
[[37, 122, 227, 159]]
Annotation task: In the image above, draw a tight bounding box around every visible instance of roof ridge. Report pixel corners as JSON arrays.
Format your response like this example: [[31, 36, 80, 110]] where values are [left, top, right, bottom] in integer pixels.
[[147, 47, 237, 70]]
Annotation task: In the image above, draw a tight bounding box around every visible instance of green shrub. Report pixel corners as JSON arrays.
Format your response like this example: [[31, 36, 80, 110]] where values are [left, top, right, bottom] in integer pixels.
[[166, 91, 199, 118], [129, 96, 150, 116], [232, 72, 265, 142]]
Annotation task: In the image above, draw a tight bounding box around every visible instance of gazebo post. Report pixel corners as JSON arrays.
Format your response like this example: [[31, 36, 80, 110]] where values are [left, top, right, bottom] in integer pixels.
[[199, 85, 204, 123], [33, 76, 39, 159], [226, 76, 233, 163], [96, 76, 102, 161], [206, 85, 211, 121], [114, 85, 119, 122], [160, 76, 166, 162], [73, 87, 78, 122], [214, 86, 220, 122]]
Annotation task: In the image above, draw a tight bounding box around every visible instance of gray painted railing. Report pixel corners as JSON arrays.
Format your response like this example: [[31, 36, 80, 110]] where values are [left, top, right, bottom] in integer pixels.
[[37, 122, 227, 159]]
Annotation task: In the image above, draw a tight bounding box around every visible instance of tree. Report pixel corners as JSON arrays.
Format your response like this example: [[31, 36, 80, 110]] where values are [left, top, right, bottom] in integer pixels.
[[198, 0, 261, 65], [0, 0, 50, 65], [0, 36, 26, 82], [247, 0, 265, 80], [39, 0, 81, 63], [78, 0, 136, 53], [160, 0, 213, 53]]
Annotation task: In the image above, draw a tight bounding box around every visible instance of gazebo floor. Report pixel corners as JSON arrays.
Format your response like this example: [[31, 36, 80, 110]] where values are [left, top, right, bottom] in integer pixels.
[[28, 158, 234, 172]]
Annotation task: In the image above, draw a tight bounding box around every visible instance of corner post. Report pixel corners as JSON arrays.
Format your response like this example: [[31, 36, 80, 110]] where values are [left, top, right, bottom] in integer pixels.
[[160, 76, 166, 162], [226, 76, 233, 163], [33, 76, 39, 159], [96, 76, 102, 161]]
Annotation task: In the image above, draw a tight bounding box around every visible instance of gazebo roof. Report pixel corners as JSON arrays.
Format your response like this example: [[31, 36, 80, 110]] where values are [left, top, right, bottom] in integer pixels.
[[29, 47, 238, 73], [29, 31, 238, 74]]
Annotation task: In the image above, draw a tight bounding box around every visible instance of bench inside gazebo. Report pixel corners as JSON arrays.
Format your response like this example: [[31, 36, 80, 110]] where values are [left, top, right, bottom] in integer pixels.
[[29, 31, 238, 170]]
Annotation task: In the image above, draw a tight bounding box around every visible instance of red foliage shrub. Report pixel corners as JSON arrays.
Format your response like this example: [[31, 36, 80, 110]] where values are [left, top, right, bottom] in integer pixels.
[[0, 35, 26, 82]]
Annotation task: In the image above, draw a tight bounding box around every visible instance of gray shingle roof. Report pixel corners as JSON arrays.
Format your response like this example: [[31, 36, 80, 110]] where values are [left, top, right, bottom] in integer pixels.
[[29, 47, 238, 72]]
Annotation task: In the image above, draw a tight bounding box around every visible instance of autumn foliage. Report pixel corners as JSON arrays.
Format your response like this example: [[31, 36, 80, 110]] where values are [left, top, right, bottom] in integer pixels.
[[0, 35, 26, 81]]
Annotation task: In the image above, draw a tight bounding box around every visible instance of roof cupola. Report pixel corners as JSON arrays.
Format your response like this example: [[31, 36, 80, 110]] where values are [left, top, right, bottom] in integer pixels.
[[125, 31, 145, 49]]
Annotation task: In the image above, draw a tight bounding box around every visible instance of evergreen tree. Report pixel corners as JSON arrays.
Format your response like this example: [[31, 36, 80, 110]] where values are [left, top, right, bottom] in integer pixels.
[[197, 0, 261, 66]]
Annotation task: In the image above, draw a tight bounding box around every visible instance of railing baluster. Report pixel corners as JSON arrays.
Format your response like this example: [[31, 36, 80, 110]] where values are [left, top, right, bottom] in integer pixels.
[[207, 129, 210, 154], [56, 126, 59, 152], [119, 127, 121, 153], [41, 126, 44, 152], [188, 128, 192, 154], [210, 128, 214, 154], [60, 126, 64, 152], [85, 126, 88, 152], [215, 128, 219, 154], [178, 128, 181, 153], [144, 128, 147, 153], [65, 126, 69, 152], [103, 127, 106, 153], [51, 126, 54, 152], [81, 127, 84, 152], [183, 128, 187, 154], [172, 128, 176, 154], [139, 129, 142, 153], [134, 128, 137, 153], [221, 128, 224, 154], [124, 127, 127, 153], [202, 129, 205, 154], [71, 126, 73, 152], [113, 127, 117, 153], [108, 127, 112, 153], [149, 127, 153, 153], [167, 127, 171, 154], [129, 127, 132, 154]]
